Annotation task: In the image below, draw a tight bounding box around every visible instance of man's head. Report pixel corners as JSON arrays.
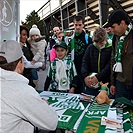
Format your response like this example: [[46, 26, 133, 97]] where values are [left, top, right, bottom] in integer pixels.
[[53, 26, 60, 36], [0, 40, 24, 73], [103, 10, 131, 36], [73, 16, 84, 33]]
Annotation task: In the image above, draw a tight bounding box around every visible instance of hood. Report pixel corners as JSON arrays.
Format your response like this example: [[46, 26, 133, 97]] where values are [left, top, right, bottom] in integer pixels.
[[93, 41, 112, 50], [0, 68, 29, 84]]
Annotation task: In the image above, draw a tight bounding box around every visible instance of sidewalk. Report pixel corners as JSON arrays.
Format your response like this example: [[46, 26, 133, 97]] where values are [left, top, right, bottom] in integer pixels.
[[37, 61, 49, 92]]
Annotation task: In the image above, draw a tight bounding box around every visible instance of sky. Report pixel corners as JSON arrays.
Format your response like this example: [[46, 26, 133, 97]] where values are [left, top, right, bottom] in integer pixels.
[[20, 0, 47, 23]]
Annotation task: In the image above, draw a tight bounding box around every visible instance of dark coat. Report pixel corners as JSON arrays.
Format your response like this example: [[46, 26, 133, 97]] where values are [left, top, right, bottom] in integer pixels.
[[110, 29, 133, 85], [73, 31, 92, 74], [81, 43, 112, 84]]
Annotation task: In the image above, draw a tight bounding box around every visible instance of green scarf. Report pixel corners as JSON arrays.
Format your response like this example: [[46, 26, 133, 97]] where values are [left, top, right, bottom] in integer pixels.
[[113, 23, 132, 72], [64, 30, 75, 60], [75, 32, 81, 36]]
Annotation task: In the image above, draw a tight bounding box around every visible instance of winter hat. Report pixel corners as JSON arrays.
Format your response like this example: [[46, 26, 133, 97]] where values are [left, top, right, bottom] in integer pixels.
[[29, 24, 41, 37], [103, 9, 130, 28], [0, 40, 23, 63], [54, 41, 68, 50]]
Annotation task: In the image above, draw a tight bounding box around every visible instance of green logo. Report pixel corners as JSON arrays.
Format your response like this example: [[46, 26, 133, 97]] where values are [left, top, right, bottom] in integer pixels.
[[59, 115, 71, 122], [75, 39, 86, 56], [60, 77, 68, 87]]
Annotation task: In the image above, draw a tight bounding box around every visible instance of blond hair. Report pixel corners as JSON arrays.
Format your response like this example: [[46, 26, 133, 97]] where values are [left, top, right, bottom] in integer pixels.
[[93, 28, 108, 43]]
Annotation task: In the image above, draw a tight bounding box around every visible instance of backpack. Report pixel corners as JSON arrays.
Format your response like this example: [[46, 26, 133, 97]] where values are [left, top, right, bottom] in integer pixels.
[[85, 34, 89, 44], [85, 34, 92, 45]]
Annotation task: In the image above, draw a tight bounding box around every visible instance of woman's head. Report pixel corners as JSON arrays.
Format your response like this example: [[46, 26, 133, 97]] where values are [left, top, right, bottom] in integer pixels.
[[20, 25, 29, 43]]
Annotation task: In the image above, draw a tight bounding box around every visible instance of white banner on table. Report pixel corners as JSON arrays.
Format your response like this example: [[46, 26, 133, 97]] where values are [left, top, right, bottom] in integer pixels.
[[40, 91, 84, 110]]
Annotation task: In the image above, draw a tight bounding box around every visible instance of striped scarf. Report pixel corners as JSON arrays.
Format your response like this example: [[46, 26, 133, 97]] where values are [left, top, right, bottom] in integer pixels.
[[64, 30, 75, 60], [113, 23, 132, 72]]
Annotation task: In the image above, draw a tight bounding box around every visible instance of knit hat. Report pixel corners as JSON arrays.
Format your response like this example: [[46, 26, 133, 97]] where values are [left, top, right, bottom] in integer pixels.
[[103, 9, 130, 28], [29, 24, 40, 37], [0, 40, 23, 63], [54, 41, 68, 50]]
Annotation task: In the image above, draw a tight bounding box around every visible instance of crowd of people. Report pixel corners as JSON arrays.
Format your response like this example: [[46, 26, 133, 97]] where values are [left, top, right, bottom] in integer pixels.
[[0, 9, 133, 133]]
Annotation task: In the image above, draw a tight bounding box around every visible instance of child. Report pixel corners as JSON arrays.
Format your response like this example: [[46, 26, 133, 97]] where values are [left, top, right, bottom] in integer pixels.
[[50, 31, 64, 62], [29, 24, 47, 88], [29, 24, 47, 65], [81, 28, 112, 96], [57, 31, 64, 42], [44, 41, 78, 93]]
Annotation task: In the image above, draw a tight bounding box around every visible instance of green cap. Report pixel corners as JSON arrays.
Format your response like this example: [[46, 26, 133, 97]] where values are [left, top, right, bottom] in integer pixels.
[[54, 41, 67, 50]]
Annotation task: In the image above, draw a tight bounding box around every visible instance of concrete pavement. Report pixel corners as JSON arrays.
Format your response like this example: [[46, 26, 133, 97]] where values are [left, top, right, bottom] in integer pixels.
[[37, 61, 49, 91]]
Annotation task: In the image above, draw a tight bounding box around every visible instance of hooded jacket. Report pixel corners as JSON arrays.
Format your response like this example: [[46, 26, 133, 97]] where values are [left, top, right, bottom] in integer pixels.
[[81, 42, 112, 83], [0, 68, 58, 133]]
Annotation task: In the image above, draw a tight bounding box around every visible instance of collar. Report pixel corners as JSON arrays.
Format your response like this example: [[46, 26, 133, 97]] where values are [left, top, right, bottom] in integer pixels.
[[0, 68, 29, 84], [93, 42, 112, 50], [55, 56, 68, 62]]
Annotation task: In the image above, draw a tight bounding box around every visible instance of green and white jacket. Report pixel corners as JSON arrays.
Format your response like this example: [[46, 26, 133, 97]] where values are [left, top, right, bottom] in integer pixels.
[[44, 57, 78, 91]]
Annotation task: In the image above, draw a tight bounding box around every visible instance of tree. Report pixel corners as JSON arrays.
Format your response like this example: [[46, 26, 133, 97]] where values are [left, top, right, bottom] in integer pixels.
[[21, 10, 45, 35]]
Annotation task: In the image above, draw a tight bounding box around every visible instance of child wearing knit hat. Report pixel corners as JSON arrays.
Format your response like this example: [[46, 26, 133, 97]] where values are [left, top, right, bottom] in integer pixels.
[[29, 24, 47, 89], [29, 24, 47, 65]]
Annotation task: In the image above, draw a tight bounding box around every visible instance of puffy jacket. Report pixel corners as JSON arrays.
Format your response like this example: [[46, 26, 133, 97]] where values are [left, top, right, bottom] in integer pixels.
[[81, 42, 112, 83]]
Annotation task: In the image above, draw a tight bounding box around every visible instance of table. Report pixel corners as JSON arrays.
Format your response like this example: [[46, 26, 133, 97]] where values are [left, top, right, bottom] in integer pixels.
[[40, 91, 133, 133]]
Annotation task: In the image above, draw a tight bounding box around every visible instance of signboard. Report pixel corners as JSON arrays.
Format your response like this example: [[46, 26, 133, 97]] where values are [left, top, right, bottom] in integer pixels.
[[0, 0, 20, 42]]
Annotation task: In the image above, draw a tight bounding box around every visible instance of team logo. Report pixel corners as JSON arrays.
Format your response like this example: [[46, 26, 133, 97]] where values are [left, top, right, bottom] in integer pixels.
[[66, 64, 71, 70], [0, 0, 13, 26], [60, 77, 68, 88]]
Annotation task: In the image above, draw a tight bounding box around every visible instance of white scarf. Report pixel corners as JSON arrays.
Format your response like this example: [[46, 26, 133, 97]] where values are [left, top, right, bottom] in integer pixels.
[[56, 59, 69, 90]]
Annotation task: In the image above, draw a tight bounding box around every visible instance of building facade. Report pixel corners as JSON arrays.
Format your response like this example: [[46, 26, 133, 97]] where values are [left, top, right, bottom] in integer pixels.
[[37, 0, 133, 38]]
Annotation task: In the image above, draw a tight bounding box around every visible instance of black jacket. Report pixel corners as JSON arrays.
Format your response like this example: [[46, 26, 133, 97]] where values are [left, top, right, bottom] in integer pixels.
[[73, 31, 92, 74], [22, 43, 34, 75], [81, 43, 112, 83]]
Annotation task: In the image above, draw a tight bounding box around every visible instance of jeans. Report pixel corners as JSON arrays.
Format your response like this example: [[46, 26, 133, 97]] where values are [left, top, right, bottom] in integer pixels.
[[31, 68, 38, 80], [75, 74, 85, 94], [115, 80, 133, 100], [24, 72, 35, 88]]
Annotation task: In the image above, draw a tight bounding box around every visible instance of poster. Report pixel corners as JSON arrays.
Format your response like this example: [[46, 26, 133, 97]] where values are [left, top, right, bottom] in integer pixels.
[[0, 0, 20, 42]]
